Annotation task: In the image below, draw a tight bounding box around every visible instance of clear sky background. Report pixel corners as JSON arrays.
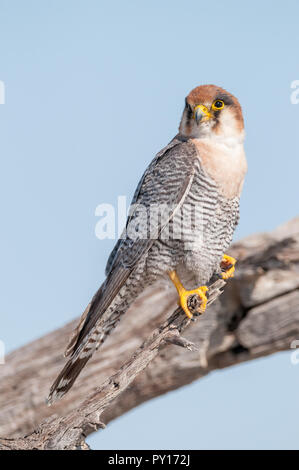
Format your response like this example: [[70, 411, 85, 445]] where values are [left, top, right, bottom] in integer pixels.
[[0, 0, 298, 450]]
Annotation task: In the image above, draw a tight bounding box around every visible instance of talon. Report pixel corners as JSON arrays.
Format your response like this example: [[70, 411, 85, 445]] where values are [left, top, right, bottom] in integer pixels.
[[221, 254, 236, 280], [169, 270, 208, 319]]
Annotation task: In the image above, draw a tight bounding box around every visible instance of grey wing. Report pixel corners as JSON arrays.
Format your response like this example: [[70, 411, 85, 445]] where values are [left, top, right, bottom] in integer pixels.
[[66, 138, 198, 355], [105, 136, 192, 275], [104, 173, 145, 277], [104, 174, 146, 276]]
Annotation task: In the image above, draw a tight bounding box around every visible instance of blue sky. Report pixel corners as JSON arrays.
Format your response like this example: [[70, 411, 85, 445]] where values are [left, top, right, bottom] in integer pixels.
[[0, 0, 298, 449]]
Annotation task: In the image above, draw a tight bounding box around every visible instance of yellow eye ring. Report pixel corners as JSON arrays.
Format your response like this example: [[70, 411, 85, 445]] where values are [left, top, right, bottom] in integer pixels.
[[212, 100, 225, 111]]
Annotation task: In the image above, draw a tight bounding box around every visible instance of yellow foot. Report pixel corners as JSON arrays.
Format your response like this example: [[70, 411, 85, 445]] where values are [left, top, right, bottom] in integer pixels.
[[221, 254, 236, 280], [169, 270, 208, 319]]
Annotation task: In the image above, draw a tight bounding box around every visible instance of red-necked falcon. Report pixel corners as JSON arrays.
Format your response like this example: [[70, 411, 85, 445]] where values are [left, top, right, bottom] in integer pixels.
[[48, 84, 247, 404]]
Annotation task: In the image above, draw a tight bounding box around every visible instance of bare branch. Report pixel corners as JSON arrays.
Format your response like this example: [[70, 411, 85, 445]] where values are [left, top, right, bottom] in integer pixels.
[[0, 217, 298, 449]]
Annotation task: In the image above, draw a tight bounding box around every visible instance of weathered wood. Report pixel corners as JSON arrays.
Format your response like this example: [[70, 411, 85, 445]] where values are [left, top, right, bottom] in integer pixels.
[[0, 217, 298, 450]]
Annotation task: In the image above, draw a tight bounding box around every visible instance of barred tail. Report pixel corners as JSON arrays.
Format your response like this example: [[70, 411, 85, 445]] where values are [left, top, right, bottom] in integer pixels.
[[47, 265, 134, 404], [47, 303, 126, 405]]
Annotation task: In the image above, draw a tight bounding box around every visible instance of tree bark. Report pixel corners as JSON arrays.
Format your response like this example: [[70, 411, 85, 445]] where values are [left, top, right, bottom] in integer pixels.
[[0, 217, 298, 450]]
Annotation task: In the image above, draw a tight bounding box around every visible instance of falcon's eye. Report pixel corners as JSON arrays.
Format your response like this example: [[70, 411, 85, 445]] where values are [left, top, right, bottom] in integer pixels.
[[212, 100, 225, 110]]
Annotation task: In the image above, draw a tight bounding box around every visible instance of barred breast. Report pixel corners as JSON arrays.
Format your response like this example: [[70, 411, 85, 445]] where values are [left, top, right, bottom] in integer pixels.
[[145, 153, 240, 288]]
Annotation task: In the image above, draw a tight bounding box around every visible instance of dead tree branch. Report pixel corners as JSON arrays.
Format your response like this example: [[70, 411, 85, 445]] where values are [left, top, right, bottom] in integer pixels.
[[0, 217, 298, 449]]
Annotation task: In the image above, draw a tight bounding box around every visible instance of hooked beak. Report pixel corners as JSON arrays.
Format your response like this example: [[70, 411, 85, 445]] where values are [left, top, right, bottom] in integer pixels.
[[193, 104, 211, 124]]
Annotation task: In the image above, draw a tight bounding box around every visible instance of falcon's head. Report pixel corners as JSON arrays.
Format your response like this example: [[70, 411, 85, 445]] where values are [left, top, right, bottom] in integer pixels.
[[179, 85, 244, 141]]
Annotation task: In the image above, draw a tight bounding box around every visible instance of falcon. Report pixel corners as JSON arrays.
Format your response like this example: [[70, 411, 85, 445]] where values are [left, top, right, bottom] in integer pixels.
[[48, 84, 247, 403]]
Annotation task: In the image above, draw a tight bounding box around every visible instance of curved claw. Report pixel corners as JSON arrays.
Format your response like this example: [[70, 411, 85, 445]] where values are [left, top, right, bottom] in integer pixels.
[[169, 270, 208, 319], [221, 254, 236, 280]]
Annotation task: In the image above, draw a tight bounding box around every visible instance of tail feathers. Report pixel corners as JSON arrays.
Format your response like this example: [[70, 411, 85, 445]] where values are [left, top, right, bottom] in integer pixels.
[[48, 309, 125, 404], [48, 267, 132, 404], [47, 349, 93, 405], [63, 267, 129, 359], [64, 303, 91, 358], [48, 323, 107, 405]]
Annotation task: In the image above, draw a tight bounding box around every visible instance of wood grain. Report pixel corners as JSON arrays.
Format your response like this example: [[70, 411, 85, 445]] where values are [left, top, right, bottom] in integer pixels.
[[0, 217, 298, 449]]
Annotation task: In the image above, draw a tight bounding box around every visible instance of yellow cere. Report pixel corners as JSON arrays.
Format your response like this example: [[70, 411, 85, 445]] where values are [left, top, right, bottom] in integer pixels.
[[193, 104, 212, 120]]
